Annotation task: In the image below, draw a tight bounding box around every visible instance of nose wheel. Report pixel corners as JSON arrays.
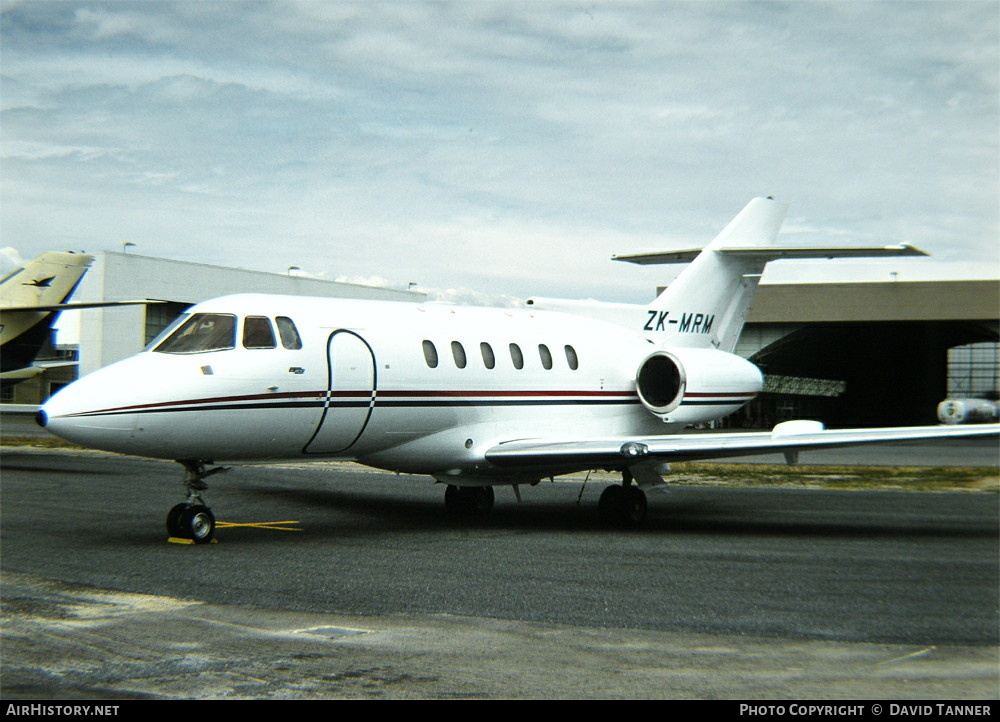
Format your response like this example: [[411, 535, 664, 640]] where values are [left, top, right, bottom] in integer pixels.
[[166, 503, 216, 543], [166, 460, 229, 543]]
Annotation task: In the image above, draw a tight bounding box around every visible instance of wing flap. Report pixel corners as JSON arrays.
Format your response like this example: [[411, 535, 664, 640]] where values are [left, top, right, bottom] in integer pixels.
[[485, 423, 1000, 468]]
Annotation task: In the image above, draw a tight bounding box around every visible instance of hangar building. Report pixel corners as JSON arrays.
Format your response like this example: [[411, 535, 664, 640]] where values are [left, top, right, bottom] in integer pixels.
[[735, 263, 998, 427], [5, 252, 998, 429]]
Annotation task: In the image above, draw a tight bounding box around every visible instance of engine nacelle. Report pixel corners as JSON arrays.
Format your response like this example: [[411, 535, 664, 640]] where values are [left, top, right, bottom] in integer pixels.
[[635, 351, 687, 416], [635, 347, 763, 423]]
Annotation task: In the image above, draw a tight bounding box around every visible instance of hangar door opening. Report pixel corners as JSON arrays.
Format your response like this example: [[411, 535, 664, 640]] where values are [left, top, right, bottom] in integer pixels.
[[748, 321, 996, 428]]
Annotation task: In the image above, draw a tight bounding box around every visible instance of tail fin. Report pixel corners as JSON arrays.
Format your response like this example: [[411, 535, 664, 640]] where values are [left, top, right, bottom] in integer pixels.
[[0, 252, 94, 377], [615, 197, 925, 352]]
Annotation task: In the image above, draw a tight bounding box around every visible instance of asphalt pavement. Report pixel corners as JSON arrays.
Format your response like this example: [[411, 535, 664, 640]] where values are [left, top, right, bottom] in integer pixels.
[[1, 445, 997, 699]]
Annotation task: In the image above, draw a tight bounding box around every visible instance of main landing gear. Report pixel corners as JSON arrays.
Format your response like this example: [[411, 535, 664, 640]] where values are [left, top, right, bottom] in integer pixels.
[[442, 473, 648, 527], [166, 460, 229, 544], [444, 484, 495, 518], [598, 470, 648, 527]]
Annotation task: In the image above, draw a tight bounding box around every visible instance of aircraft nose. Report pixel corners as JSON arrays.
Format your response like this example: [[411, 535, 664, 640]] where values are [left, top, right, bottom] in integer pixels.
[[39, 368, 140, 451]]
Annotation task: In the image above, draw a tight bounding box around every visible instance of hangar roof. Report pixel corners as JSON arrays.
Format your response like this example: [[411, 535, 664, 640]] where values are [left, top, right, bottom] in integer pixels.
[[747, 260, 998, 323], [748, 279, 999, 322]]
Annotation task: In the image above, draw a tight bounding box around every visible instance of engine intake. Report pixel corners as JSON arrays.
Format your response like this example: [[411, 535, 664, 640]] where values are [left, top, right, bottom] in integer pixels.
[[635, 351, 686, 417]]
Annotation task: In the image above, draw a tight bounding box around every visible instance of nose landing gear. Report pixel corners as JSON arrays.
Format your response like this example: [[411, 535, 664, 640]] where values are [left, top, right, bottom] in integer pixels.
[[166, 460, 230, 543]]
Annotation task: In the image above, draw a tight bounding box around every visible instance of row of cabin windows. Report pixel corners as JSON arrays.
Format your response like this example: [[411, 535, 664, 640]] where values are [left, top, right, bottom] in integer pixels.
[[422, 340, 579, 371], [244, 316, 303, 350]]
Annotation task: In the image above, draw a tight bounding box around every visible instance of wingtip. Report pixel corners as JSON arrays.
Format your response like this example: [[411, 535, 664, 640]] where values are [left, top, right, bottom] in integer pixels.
[[897, 243, 929, 257]]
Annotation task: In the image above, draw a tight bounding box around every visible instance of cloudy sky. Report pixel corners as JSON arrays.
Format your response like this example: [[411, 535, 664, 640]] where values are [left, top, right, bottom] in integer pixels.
[[1, 0, 997, 304]]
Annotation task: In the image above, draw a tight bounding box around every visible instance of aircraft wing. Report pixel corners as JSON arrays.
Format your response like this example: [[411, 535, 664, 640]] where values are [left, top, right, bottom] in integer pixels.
[[0, 366, 47, 382], [485, 422, 1000, 469], [0, 299, 167, 314]]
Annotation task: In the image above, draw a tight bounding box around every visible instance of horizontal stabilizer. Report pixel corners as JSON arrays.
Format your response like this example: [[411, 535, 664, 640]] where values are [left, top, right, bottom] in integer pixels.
[[614, 244, 926, 265]]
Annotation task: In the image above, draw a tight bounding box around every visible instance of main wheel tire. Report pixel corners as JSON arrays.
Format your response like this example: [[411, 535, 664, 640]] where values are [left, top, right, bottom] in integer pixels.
[[177, 504, 216, 544], [622, 486, 648, 526], [444, 484, 463, 514], [598, 485, 647, 527], [598, 485, 625, 525], [465, 486, 494, 517], [444, 485, 494, 518]]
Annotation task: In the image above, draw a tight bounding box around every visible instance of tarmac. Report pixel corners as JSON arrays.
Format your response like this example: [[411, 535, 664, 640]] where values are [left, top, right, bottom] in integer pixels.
[[4, 571, 997, 700], [2, 426, 997, 700]]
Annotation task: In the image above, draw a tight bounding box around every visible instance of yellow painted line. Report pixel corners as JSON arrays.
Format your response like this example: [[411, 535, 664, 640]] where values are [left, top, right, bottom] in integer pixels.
[[167, 521, 302, 543], [215, 520, 303, 532], [878, 646, 937, 665]]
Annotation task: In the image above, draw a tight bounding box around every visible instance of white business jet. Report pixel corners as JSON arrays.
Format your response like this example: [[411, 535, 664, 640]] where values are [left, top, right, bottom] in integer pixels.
[[37, 198, 999, 542]]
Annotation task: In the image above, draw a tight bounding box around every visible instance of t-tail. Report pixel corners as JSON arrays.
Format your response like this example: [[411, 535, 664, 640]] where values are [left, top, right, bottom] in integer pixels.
[[615, 197, 927, 352], [0, 251, 94, 312], [0, 252, 95, 383]]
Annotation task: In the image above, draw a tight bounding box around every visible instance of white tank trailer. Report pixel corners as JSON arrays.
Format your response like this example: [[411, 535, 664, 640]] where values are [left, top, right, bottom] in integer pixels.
[[937, 398, 1000, 424]]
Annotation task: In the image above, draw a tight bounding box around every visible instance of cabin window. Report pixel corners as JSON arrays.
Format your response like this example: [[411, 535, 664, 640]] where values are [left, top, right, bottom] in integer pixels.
[[452, 341, 467, 369], [509, 343, 524, 370], [422, 340, 438, 368], [538, 344, 553, 370], [154, 313, 236, 354], [275, 316, 302, 350], [243, 316, 276, 349], [565, 345, 579, 370], [480, 342, 496, 369]]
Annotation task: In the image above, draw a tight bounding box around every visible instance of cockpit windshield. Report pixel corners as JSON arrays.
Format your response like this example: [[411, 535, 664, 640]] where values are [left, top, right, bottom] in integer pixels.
[[144, 312, 190, 351], [154, 313, 236, 354]]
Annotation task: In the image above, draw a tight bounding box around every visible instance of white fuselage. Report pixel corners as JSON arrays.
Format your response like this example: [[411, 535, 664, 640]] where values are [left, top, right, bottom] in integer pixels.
[[40, 293, 763, 482]]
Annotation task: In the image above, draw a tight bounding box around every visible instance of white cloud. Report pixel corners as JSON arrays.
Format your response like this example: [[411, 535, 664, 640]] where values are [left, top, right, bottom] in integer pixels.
[[0, 247, 26, 274], [0, 0, 996, 304], [0, 140, 109, 161]]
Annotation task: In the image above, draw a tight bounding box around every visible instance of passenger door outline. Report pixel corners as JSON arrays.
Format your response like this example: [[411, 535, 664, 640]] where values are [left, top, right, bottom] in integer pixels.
[[303, 330, 376, 454]]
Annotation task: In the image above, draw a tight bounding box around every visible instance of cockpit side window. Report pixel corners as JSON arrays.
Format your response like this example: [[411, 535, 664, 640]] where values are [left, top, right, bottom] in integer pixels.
[[243, 316, 276, 349], [154, 313, 236, 354], [275, 316, 302, 350]]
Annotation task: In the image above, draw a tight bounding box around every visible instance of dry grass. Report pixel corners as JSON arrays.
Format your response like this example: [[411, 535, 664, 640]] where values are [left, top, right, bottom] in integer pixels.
[[660, 462, 999, 493]]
